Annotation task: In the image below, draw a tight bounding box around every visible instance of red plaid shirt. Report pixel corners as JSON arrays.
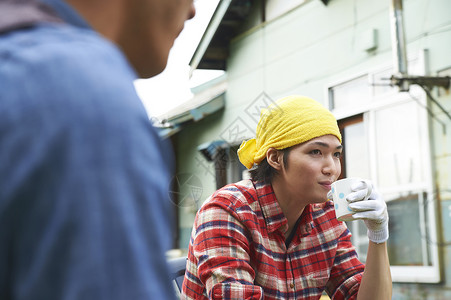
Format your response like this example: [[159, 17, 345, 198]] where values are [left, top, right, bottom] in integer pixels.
[[181, 179, 364, 299]]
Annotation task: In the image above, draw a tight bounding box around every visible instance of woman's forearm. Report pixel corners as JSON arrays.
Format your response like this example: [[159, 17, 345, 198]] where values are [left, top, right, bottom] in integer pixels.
[[357, 241, 392, 300]]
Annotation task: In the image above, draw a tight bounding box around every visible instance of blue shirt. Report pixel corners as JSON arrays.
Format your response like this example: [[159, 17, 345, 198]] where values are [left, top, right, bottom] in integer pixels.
[[0, 1, 176, 299]]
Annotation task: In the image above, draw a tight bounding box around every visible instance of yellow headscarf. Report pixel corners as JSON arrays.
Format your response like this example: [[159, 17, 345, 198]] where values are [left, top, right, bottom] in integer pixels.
[[237, 95, 342, 169]]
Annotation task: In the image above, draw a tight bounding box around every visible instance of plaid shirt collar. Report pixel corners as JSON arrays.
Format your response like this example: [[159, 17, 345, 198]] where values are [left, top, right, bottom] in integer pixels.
[[254, 180, 314, 236]]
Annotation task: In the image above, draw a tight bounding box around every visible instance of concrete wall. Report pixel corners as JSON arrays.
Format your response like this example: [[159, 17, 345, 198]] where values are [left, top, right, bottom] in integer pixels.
[[175, 0, 451, 297]]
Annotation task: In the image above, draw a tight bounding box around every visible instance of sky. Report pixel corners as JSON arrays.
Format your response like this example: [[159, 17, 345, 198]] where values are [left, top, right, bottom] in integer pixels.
[[134, 0, 223, 118]]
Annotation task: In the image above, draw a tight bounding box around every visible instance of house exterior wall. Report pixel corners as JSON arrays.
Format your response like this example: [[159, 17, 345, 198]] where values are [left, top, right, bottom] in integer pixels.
[[175, 0, 451, 297]]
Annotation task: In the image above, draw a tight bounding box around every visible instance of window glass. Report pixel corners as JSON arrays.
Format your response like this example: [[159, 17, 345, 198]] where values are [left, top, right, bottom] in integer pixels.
[[343, 121, 369, 179], [356, 221, 369, 257], [374, 101, 424, 189], [387, 193, 431, 266], [340, 118, 370, 263], [330, 76, 370, 110], [345, 220, 369, 263]]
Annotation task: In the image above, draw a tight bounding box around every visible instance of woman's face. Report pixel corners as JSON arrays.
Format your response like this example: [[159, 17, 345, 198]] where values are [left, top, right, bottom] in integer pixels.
[[277, 135, 342, 204]]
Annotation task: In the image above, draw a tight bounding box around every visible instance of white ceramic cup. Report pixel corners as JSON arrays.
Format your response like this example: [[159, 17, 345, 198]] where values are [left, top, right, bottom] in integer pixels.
[[330, 178, 372, 221]]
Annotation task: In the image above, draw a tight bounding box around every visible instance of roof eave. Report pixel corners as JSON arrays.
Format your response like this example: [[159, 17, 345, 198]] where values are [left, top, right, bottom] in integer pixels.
[[189, 0, 232, 76]]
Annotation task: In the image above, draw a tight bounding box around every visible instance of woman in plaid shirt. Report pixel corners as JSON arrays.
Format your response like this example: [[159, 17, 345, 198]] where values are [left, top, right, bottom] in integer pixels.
[[181, 95, 391, 299]]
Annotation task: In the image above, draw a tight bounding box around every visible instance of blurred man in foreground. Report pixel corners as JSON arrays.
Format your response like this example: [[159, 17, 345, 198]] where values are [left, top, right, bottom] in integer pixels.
[[0, 0, 195, 298]]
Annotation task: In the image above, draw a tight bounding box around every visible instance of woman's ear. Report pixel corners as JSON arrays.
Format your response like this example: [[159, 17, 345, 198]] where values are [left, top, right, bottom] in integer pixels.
[[266, 148, 283, 171]]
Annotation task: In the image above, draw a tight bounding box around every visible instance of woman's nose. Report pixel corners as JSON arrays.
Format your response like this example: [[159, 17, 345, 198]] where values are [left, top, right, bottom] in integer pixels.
[[323, 156, 338, 176]]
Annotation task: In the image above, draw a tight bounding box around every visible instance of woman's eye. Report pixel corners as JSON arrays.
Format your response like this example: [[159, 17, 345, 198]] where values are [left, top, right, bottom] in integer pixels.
[[334, 152, 342, 158], [310, 149, 321, 155]]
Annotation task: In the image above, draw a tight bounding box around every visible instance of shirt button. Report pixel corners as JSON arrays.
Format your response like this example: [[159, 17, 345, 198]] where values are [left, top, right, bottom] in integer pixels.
[[290, 283, 295, 289]]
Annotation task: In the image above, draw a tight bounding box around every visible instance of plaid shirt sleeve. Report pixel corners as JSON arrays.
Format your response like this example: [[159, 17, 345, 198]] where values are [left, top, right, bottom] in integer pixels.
[[326, 226, 364, 299], [184, 194, 264, 299]]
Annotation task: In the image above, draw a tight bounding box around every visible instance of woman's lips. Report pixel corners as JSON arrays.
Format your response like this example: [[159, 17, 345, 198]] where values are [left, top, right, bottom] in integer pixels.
[[320, 181, 332, 190]]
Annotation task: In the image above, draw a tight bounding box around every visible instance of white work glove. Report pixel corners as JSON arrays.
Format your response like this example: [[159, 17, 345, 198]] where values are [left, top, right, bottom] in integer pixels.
[[346, 180, 389, 244]]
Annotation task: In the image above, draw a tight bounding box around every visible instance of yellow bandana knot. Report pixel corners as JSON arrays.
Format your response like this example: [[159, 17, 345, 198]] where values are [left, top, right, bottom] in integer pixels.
[[237, 138, 257, 169]]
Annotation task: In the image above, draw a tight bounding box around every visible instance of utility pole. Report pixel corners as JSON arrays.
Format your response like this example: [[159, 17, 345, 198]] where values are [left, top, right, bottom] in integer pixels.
[[388, 0, 450, 119]]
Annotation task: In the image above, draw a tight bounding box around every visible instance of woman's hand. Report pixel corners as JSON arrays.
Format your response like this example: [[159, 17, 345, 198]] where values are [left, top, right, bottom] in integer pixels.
[[347, 180, 389, 244]]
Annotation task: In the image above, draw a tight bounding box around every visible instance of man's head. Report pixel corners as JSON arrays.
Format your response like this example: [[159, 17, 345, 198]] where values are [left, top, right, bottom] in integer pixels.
[[67, 0, 195, 78], [238, 95, 342, 182]]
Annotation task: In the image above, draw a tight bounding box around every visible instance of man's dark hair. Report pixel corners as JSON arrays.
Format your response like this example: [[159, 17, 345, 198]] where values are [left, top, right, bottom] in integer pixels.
[[249, 147, 292, 183]]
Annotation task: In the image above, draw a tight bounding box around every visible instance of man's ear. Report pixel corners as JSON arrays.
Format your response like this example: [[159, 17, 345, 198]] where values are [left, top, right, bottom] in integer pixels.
[[266, 148, 283, 171]]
